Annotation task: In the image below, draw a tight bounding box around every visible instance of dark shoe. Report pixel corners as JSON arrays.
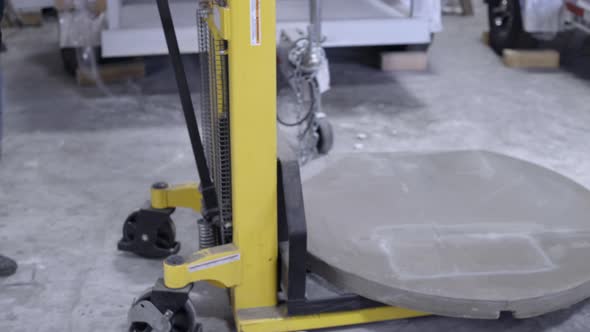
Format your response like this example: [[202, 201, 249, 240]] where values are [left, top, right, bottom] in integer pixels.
[[0, 255, 17, 277]]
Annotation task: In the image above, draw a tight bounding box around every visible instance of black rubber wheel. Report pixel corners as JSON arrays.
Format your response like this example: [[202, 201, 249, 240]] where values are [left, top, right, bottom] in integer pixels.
[[129, 290, 202, 332], [0, 255, 17, 277], [487, 0, 537, 55], [121, 211, 178, 254], [315, 118, 334, 155]]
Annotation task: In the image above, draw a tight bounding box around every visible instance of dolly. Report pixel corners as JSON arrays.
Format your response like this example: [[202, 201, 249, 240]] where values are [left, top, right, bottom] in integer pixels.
[[119, 0, 590, 330], [119, 0, 427, 331]]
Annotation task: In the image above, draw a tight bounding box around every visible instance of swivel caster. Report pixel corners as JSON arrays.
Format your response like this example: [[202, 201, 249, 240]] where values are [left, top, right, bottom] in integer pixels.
[[118, 205, 181, 259], [315, 117, 334, 155], [128, 279, 202, 332]]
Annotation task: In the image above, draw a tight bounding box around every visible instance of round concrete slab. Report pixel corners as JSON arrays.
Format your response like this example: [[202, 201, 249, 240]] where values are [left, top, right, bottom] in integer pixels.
[[302, 150, 590, 319]]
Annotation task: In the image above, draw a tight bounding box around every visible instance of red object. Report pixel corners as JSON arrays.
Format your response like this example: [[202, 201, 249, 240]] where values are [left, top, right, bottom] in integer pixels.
[[566, 1, 585, 17]]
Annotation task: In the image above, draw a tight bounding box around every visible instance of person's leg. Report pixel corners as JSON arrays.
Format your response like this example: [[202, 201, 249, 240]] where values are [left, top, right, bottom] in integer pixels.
[[0, 255, 17, 276], [0, 0, 4, 52], [0, 12, 13, 278]]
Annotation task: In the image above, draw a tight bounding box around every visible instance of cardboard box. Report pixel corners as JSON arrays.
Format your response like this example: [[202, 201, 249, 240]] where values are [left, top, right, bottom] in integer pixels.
[[54, 0, 75, 11], [94, 0, 106, 14], [55, 0, 106, 14], [76, 60, 145, 86], [19, 12, 43, 26]]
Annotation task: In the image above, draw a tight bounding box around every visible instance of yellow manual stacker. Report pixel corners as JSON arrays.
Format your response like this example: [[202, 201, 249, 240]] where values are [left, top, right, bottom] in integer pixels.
[[118, 1, 427, 331]]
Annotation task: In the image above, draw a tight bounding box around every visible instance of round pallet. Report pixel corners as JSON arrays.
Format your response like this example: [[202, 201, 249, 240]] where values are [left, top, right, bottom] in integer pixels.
[[302, 150, 590, 318]]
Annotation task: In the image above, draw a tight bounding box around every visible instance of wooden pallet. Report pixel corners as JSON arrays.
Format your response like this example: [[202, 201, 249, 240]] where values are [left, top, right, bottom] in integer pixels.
[[18, 11, 43, 27], [482, 31, 490, 46], [502, 49, 560, 69], [442, 0, 474, 16], [76, 60, 146, 86], [380, 51, 429, 72], [482, 31, 560, 69]]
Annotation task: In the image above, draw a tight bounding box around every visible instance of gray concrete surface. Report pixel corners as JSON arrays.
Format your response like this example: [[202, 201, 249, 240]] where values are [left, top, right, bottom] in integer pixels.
[[1, 2, 590, 331]]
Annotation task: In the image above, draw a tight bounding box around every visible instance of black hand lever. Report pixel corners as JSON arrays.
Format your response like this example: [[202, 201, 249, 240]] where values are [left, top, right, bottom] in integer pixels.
[[156, 0, 219, 216]]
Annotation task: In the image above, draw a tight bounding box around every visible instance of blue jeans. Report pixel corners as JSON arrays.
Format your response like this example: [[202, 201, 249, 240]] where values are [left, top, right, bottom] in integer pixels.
[[0, 70, 3, 158]]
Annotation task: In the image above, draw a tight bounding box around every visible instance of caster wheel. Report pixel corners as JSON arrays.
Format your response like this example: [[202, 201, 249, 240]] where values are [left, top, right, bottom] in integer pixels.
[[118, 208, 181, 259], [122, 211, 177, 251], [129, 289, 202, 332], [315, 117, 334, 155]]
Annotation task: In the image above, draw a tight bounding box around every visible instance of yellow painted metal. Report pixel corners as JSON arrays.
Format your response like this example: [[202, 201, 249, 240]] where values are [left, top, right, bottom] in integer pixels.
[[163, 244, 242, 289], [157, 1, 428, 331], [150, 183, 202, 212], [210, 6, 231, 40], [236, 306, 429, 332], [226, 0, 279, 310]]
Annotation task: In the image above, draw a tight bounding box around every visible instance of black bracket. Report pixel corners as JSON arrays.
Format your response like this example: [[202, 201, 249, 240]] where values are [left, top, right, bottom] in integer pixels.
[[151, 278, 193, 314], [118, 203, 180, 259], [277, 159, 383, 316]]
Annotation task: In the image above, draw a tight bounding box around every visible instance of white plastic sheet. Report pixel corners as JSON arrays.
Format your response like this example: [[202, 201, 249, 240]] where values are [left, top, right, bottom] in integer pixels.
[[390, 0, 443, 32], [521, 0, 564, 33], [58, 11, 105, 48], [412, 0, 443, 32]]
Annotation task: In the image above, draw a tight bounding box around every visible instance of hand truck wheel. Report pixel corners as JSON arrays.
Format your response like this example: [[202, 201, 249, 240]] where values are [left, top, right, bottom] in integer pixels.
[[315, 117, 334, 155], [118, 207, 180, 259], [128, 286, 202, 332]]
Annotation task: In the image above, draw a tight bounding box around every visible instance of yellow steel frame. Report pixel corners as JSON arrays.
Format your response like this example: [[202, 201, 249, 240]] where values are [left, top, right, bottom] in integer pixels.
[[151, 183, 202, 212], [146, 1, 428, 331]]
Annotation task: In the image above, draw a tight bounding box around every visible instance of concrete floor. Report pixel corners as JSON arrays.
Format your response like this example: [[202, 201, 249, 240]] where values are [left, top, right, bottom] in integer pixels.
[[2, 3, 590, 331]]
